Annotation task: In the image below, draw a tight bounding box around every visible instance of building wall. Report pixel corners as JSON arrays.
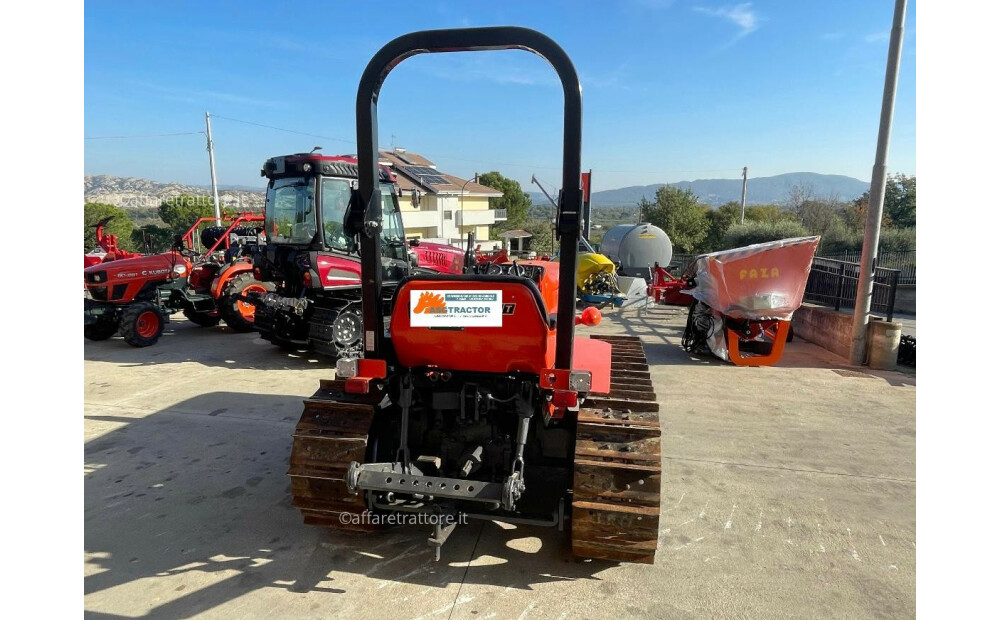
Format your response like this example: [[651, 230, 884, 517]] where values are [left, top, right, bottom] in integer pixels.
[[398, 193, 497, 247]]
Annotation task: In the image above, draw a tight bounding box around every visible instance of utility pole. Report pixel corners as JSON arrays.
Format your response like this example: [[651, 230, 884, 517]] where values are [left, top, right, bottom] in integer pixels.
[[531, 175, 559, 255], [740, 166, 748, 224], [849, 0, 907, 365], [205, 112, 221, 225]]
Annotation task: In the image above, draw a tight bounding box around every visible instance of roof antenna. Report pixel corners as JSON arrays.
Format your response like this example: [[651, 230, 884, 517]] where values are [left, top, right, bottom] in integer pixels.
[[310, 146, 322, 154]]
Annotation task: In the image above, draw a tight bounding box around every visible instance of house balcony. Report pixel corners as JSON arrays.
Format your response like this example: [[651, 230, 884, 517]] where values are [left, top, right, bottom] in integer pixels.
[[401, 209, 442, 229], [455, 209, 500, 227]]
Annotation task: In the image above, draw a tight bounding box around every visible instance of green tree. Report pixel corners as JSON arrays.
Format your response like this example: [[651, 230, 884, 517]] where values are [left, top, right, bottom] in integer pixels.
[[643, 186, 711, 253], [521, 218, 555, 254], [797, 198, 847, 236], [744, 204, 798, 224], [477, 171, 532, 233], [703, 201, 742, 252], [84, 202, 135, 252], [850, 174, 916, 229], [131, 225, 176, 253], [158, 194, 218, 236], [722, 220, 810, 249]]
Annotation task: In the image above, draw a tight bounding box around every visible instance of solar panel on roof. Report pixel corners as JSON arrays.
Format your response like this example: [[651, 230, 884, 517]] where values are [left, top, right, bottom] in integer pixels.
[[404, 165, 449, 185]]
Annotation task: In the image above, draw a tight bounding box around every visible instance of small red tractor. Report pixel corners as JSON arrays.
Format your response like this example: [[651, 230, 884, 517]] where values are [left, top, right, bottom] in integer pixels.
[[286, 27, 663, 564], [251, 152, 463, 357], [83, 213, 273, 347]]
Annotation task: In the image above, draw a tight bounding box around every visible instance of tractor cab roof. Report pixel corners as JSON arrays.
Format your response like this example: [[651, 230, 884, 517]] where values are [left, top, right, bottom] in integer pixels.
[[261, 153, 395, 183]]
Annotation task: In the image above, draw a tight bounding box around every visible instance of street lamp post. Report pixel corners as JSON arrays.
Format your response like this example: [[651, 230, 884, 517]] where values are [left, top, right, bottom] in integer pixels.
[[460, 173, 479, 247]]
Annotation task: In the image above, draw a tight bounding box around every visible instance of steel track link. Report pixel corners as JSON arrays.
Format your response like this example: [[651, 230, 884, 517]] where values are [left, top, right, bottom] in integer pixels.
[[571, 334, 662, 563]]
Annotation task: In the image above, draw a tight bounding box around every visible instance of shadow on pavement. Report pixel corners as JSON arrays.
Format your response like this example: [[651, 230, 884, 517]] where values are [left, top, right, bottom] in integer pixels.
[[84, 317, 328, 371], [85, 391, 608, 619]]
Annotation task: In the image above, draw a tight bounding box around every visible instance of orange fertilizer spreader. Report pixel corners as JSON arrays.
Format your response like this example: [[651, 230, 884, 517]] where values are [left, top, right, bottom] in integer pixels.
[[682, 236, 820, 366]]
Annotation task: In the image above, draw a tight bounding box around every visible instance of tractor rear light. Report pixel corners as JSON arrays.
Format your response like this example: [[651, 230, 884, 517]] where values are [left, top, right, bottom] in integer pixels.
[[345, 377, 371, 394], [303, 271, 312, 286], [551, 390, 578, 408], [539, 369, 591, 392], [336, 358, 359, 379], [357, 359, 387, 379], [253, 267, 262, 280], [569, 370, 591, 392], [337, 358, 387, 381]]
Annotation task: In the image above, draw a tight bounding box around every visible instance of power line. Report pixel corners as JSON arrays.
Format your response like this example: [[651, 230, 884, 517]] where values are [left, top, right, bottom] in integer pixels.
[[87, 114, 747, 179], [84, 131, 204, 140], [210, 114, 356, 145], [210, 114, 745, 176]]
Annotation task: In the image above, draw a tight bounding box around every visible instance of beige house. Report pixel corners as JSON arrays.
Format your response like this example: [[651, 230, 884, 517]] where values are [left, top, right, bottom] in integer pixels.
[[379, 149, 505, 249]]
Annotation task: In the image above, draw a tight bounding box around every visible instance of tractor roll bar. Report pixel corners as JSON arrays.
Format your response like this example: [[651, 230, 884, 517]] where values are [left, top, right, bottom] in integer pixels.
[[352, 27, 583, 368]]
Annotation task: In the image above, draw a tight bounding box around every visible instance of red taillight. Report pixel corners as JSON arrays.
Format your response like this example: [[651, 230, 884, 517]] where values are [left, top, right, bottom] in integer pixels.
[[345, 377, 371, 394], [253, 267, 262, 280], [303, 271, 312, 286], [551, 390, 578, 408]]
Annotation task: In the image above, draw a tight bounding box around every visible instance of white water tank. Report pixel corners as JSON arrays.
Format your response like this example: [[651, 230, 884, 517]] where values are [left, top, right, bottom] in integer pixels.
[[600, 223, 673, 279]]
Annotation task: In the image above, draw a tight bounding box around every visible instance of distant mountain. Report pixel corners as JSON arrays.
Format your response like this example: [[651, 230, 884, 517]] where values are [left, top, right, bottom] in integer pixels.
[[530, 172, 869, 207], [84, 175, 265, 211]]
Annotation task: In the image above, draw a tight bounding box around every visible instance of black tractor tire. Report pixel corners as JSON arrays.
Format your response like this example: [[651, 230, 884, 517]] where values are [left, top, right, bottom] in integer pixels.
[[200, 226, 229, 249], [183, 307, 221, 327], [118, 302, 166, 347], [84, 319, 118, 341], [219, 272, 274, 333]]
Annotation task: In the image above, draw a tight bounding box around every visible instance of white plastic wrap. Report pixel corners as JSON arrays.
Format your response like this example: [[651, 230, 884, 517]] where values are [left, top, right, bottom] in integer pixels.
[[688, 236, 820, 321]]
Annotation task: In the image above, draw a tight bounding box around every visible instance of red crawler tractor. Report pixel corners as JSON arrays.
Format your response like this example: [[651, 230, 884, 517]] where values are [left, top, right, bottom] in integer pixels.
[[287, 27, 663, 563], [83, 213, 273, 346], [252, 152, 464, 358]]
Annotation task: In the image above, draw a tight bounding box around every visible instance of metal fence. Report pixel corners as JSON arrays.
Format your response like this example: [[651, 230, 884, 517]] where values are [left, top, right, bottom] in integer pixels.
[[803, 257, 901, 321], [817, 250, 915, 285]]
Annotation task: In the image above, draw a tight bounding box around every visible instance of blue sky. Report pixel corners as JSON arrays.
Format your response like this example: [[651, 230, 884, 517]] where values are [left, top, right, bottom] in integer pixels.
[[84, 0, 916, 193]]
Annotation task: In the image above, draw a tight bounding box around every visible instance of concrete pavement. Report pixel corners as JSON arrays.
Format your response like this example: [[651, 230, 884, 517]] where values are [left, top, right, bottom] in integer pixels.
[[85, 306, 915, 619]]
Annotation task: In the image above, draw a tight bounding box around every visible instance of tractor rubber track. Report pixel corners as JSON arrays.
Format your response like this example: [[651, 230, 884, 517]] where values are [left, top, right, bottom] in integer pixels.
[[571, 334, 661, 564], [287, 379, 381, 532]]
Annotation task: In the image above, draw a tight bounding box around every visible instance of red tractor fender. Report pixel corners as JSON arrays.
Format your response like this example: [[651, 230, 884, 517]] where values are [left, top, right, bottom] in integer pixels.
[[210, 262, 254, 300]]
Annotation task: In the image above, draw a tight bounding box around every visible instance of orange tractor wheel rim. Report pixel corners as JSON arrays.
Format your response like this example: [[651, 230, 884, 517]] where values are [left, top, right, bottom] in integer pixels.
[[238, 284, 266, 320], [135, 311, 160, 338]]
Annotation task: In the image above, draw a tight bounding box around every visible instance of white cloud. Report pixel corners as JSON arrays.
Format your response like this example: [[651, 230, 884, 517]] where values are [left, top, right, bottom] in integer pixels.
[[865, 32, 890, 43], [695, 3, 760, 37]]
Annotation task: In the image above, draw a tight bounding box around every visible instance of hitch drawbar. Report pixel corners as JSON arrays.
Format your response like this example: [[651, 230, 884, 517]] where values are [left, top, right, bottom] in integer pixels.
[[345, 461, 525, 512]]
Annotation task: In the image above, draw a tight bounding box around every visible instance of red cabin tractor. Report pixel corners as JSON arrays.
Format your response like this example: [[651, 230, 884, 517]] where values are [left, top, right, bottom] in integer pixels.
[[83, 213, 274, 347], [251, 153, 463, 358]]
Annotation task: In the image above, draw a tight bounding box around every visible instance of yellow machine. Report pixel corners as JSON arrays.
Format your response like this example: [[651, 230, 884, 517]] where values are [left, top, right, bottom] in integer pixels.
[[576, 250, 616, 289]]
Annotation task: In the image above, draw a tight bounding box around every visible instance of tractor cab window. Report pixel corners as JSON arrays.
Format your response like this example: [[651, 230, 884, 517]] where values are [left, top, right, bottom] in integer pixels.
[[321, 178, 352, 251], [265, 177, 316, 244], [380, 183, 405, 243]]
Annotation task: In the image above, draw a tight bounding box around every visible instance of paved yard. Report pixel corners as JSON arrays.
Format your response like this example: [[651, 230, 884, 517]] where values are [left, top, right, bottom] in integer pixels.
[[84, 306, 915, 619]]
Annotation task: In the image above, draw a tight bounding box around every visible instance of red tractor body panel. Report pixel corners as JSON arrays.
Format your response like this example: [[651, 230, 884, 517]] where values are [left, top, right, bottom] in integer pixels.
[[317, 254, 363, 288], [390, 279, 556, 375], [84, 253, 188, 303], [410, 242, 465, 274]]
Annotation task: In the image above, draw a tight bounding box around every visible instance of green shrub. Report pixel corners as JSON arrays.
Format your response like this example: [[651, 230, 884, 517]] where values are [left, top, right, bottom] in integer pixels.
[[878, 227, 915, 252], [722, 220, 810, 249]]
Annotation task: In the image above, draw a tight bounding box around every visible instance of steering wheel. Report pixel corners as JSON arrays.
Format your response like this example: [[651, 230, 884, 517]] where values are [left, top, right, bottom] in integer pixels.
[[510, 261, 525, 277], [487, 263, 503, 275]]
